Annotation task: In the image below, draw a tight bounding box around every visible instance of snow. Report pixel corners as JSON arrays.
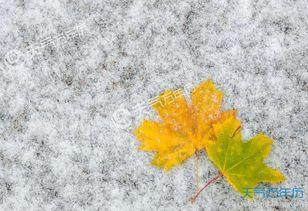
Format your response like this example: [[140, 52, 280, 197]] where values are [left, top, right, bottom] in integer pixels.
[[0, 0, 307, 210]]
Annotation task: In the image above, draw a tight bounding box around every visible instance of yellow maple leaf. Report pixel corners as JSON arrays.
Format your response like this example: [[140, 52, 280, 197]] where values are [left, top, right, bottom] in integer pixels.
[[133, 80, 236, 171], [202, 117, 286, 199]]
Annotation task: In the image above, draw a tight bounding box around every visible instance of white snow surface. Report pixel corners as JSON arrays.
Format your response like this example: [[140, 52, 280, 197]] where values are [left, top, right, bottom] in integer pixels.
[[0, 0, 307, 210]]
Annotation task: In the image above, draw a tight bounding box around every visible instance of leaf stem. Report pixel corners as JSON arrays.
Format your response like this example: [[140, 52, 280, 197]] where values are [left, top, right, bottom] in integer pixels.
[[191, 172, 223, 203]]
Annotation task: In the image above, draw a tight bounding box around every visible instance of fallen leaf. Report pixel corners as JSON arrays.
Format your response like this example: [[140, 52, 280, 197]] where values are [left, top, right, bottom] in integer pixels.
[[133, 80, 236, 171], [205, 117, 286, 198]]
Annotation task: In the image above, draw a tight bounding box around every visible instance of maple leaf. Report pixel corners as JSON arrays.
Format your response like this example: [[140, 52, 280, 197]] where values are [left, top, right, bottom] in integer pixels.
[[133, 80, 236, 171], [192, 117, 285, 200]]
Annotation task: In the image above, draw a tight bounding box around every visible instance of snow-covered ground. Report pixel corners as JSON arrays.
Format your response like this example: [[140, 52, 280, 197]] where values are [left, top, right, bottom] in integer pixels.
[[0, 0, 307, 210]]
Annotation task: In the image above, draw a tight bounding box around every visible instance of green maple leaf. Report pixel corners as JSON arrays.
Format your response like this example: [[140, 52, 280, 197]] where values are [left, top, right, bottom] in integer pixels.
[[204, 117, 286, 198]]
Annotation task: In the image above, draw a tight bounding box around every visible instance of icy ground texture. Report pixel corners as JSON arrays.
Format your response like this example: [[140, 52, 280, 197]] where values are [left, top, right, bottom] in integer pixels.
[[0, 0, 307, 210]]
